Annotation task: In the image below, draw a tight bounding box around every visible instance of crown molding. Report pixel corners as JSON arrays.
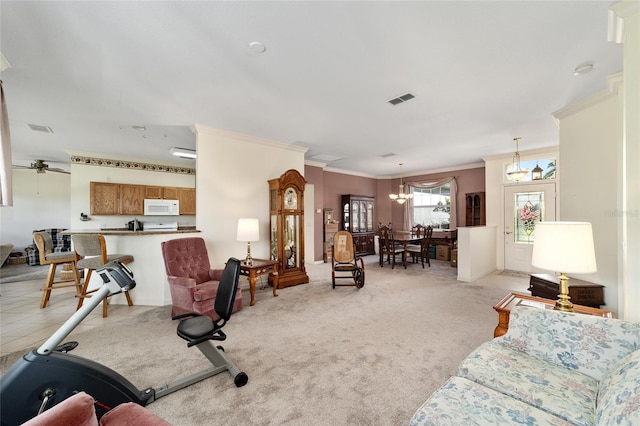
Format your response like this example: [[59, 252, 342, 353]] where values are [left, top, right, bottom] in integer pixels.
[[552, 73, 623, 122]]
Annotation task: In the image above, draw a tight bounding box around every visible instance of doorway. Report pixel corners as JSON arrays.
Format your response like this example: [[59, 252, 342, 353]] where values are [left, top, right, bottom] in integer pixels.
[[504, 183, 556, 272]]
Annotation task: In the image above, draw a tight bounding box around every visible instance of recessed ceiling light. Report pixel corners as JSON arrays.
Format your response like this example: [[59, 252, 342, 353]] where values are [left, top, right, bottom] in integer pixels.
[[132, 125, 146, 131], [249, 42, 266, 54], [574, 63, 594, 76]]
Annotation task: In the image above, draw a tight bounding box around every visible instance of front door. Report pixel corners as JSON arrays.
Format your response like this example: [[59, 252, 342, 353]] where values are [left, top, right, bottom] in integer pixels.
[[504, 183, 556, 272]]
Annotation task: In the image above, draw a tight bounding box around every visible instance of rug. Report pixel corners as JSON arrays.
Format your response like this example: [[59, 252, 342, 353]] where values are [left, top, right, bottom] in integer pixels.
[[0, 258, 513, 425], [0, 263, 49, 284]]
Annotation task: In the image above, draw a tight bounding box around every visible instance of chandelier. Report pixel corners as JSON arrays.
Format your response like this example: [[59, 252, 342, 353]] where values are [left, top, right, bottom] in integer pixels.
[[389, 163, 413, 204], [506, 137, 529, 182]]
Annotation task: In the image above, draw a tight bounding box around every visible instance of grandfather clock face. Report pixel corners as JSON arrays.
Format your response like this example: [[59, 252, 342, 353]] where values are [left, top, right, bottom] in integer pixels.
[[284, 187, 298, 210]]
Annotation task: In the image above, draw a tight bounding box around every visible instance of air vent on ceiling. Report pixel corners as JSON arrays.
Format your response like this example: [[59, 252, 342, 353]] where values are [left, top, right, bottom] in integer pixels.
[[388, 93, 415, 106], [379, 153, 397, 158], [27, 123, 54, 133]]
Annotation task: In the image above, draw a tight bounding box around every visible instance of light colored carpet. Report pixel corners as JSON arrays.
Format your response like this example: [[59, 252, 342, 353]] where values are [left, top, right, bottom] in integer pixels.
[[0, 263, 49, 284], [1, 258, 521, 425]]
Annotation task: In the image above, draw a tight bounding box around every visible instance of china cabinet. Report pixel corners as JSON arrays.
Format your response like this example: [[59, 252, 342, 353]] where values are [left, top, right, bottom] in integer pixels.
[[341, 195, 375, 255], [268, 169, 309, 288], [465, 192, 486, 226]]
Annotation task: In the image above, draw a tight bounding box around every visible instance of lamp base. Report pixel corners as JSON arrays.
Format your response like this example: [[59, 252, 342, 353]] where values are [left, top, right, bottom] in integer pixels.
[[245, 242, 253, 266], [554, 272, 574, 312]]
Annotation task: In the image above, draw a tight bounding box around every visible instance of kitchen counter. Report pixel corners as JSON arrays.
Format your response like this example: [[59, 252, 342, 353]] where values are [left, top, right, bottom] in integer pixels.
[[63, 227, 199, 236], [63, 228, 201, 307]]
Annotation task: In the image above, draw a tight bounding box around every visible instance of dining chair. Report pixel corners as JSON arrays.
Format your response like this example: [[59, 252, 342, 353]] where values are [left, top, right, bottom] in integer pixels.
[[411, 224, 425, 238], [406, 225, 433, 268], [33, 231, 82, 309], [378, 226, 405, 269], [72, 234, 134, 317]]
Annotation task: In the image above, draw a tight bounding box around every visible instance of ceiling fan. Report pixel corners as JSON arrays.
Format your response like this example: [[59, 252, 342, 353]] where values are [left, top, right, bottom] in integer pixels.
[[12, 159, 70, 174]]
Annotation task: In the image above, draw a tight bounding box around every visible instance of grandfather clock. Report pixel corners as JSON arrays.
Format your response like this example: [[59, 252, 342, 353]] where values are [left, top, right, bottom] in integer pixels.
[[268, 169, 309, 288]]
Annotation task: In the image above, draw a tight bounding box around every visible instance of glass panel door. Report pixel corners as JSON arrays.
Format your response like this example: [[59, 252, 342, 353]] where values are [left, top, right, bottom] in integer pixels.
[[284, 215, 299, 269], [366, 201, 374, 232], [504, 183, 556, 272], [352, 201, 360, 232]]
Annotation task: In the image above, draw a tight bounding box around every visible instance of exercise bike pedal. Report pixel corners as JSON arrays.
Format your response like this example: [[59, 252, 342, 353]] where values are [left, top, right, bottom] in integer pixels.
[[54, 341, 79, 353]]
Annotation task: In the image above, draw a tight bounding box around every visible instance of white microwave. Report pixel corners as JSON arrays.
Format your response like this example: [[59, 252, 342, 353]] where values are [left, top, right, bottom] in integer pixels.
[[144, 199, 179, 216]]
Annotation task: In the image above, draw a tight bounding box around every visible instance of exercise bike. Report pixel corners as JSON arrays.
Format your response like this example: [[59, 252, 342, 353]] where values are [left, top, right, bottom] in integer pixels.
[[0, 258, 247, 426]]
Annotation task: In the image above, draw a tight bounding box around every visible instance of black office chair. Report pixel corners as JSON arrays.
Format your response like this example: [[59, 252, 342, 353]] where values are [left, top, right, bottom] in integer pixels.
[[166, 257, 248, 392]]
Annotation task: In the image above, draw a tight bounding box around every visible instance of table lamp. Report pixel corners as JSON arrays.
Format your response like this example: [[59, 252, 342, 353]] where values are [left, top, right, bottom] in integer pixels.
[[531, 221, 597, 312], [237, 218, 259, 266]]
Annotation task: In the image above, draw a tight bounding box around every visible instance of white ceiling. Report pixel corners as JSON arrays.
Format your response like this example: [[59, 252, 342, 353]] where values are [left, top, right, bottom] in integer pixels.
[[0, 1, 622, 177]]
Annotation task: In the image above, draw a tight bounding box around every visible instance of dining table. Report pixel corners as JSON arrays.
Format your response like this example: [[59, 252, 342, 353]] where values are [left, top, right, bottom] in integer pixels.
[[390, 232, 422, 269]]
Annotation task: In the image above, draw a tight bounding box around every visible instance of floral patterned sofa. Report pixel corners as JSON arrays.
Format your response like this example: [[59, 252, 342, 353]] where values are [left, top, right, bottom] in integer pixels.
[[410, 305, 640, 425]]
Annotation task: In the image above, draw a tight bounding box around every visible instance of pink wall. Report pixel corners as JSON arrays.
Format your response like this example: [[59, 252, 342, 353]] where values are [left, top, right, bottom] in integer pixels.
[[305, 165, 485, 262]]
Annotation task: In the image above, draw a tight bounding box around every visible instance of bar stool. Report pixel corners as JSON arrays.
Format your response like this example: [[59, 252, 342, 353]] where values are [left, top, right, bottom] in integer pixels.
[[72, 234, 134, 317], [33, 231, 81, 308]]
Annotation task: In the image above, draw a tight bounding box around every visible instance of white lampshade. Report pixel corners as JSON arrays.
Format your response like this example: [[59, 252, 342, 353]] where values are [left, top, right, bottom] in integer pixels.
[[237, 218, 259, 242], [531, 222, 597, 274]]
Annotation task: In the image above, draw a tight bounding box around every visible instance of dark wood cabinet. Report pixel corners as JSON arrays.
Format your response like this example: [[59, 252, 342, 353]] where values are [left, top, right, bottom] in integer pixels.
[[465, 192, 486, 226], [529, 273, 605, 308], [341, 195, 375, 256]]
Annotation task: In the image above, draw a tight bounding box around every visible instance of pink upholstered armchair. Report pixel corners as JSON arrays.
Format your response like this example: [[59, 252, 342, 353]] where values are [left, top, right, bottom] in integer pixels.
[[161, 237, 242, 320]]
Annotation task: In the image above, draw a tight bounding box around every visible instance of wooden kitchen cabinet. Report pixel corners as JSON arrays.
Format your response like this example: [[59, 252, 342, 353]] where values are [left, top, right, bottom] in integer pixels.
[[90, 182, 119, 215], [91, 181, 195, 215], [179, 187, 196, 215], [119, 184, 145, 215], [144, 186, 178, 200]]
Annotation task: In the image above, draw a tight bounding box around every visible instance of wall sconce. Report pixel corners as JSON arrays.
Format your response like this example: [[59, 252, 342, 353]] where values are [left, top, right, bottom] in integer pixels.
[[531, 221, 597, 312], [237, 218, 260, 266]]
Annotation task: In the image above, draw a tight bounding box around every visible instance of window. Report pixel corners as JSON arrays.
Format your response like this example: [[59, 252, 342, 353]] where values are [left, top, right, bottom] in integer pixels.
[[413, 184, 451, 229], [505, 158, 556, 183]]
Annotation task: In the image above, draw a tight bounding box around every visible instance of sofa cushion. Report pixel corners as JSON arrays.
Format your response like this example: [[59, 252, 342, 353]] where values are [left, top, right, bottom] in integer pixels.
[[408, 376, 566, 426], [21, 391, 98, 426], [596, 349, 640, 425], [458, 338, 598, 426], [99, 402, 172, 426], [502, 305, 640, 382]]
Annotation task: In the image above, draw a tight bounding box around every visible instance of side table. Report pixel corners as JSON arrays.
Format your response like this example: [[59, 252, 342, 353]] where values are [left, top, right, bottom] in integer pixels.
[[239, 259, 279, 306], [492, 292, 614, 338]]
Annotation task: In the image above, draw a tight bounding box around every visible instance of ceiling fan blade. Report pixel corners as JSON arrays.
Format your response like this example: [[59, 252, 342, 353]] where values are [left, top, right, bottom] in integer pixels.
[[47, 168, 71, 174], [11, 161, 70, 174]]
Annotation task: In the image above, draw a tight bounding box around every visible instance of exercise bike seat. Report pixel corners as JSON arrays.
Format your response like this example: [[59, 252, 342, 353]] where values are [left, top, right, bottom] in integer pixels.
[[175, 314, 226, 347]]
